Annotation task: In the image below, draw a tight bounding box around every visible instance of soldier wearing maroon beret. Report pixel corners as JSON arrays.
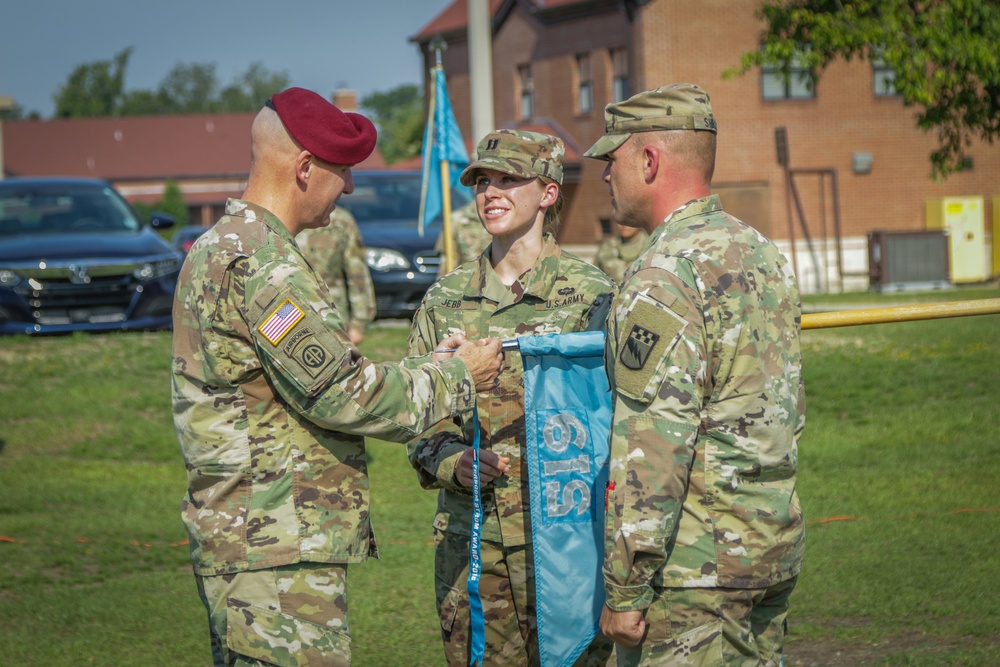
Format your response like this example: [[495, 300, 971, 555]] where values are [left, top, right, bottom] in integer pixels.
[[171, 88, 505, 666]]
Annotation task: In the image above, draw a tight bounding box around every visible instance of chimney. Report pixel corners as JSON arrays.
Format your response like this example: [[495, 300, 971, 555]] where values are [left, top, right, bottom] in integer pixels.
[[332, 89, 358, 112]]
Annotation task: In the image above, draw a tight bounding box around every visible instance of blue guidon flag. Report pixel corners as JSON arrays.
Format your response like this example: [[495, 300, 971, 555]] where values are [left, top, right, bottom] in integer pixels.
[[518, 331, 611, 667]]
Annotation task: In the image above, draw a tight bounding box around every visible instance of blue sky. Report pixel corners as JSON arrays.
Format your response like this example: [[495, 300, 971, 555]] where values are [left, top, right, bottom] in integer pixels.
[[1, 0, 455, 117]]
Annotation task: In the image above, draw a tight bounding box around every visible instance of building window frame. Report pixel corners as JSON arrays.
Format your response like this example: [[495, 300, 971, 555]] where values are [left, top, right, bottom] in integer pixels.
[[576, 52, 593, 114], [872, 56, 898, 97], [761, 51, 815, 100], [517, 64, 534, 120], [611, 47, 629, 102]]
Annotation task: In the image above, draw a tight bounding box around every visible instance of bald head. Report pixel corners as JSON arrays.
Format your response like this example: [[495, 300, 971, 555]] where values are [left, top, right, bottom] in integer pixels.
[[249, 106, 299, 175]]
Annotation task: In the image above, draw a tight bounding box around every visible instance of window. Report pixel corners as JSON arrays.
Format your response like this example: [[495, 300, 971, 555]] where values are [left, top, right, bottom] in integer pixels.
[[576, 53, 593, 113], [611, 47, 629, 101], [517, 64, 534, 120], [761, 53, 814, 100], [872, 56, 897, 96]]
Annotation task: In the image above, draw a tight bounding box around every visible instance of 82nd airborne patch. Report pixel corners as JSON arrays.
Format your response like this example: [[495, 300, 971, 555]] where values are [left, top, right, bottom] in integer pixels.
[[620, 324, 660, 370]]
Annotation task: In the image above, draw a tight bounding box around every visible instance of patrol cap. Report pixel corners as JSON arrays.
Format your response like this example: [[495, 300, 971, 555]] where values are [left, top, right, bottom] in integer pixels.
[[266, 87, 377, 166], [584, 83, 717, 160], [459, 129, 565, 186]]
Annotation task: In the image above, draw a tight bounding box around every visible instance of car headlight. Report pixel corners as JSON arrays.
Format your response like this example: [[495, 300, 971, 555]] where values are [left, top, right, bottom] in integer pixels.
[[133, 257, 180, 281], [366, 247, 411, 272], [0, 269, 22, 287]]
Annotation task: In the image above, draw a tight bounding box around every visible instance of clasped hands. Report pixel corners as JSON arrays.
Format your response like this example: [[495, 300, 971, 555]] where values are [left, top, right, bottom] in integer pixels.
[[432, 333, 504, 393]]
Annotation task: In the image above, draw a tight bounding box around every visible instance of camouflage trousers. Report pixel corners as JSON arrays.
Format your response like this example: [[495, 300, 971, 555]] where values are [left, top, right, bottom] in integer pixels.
[[434, 528, 614, 667], [195, 563, 351, 666], [613, 577, 797, 667]]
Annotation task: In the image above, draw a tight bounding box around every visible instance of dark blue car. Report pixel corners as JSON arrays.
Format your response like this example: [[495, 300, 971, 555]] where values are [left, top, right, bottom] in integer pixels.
[[0, 177, 181, 334], [339, 170, 473, 319]]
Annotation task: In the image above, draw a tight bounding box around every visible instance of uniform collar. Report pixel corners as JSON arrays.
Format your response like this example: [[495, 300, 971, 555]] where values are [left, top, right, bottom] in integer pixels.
[[651, 194, 722, 242], [470, 233, 563, 305], [224, 198, 297, 243]]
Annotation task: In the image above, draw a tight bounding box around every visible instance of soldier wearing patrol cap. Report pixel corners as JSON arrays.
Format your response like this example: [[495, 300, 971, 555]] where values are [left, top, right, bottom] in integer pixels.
[[406, 128, 616, 666], [586, 83, 805, 665], [171, 87, 504, 667]]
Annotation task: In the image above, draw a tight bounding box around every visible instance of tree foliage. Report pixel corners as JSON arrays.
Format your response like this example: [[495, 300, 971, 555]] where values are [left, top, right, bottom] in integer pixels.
[[52, 49, 290, 118], [727, 0, 1000, 179], [132, 178, 187, 229], [54, 47, 133, 118], [361, 84, 425, 164]]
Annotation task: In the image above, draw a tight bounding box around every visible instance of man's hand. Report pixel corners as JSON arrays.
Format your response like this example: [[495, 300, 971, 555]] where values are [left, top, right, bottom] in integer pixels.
[[432, 333, 468, 362], [455, 447, 510, 488], [347, 327, 365, 346], [455, 338, 503, 392], [600, 606, 646, 647]]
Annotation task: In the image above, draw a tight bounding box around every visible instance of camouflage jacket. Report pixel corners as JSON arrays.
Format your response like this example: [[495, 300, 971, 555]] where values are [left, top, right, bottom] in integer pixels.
[[172, 199, 476, 576], [296, 207, 376, 336], [603, 195, 805, 611], [436, 200, 492, 277], [593, 229, 650, 284], [408, 234, 615, 545]]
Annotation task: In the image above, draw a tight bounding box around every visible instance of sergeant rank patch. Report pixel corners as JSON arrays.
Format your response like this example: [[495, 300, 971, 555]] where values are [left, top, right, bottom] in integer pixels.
[[620, 324, 660, 370], [259, 299, 305, 345]]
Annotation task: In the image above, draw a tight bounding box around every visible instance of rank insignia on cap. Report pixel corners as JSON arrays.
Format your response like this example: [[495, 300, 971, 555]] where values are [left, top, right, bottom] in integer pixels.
[[259, 299, 305, 346], [620, 324, 660, 370]]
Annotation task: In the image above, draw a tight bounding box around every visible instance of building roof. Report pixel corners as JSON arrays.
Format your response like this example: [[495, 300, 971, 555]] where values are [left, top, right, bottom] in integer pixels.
[[2, 113, 385, 182], [411, 0, 611, 42], [411, 0, 507, 42]]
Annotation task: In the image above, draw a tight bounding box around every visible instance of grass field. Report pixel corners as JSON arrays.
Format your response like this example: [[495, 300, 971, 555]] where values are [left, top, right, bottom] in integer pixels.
[[0, 287, 997, 665]]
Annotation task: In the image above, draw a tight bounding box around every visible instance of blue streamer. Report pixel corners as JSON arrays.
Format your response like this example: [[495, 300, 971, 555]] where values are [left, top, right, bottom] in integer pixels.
[[466, 404, 485, 666]]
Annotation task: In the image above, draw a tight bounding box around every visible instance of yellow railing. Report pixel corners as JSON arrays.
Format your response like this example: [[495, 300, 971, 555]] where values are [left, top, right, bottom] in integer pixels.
[[802, 298, 1000, 330]]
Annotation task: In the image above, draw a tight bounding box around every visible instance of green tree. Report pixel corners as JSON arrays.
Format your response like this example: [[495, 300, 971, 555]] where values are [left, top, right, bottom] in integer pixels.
[[158, 179, 189, 226], [54, 47, 133, 118], [217, 62, 290, 112], [361, 84, 425, 164], [727, 0, 1000, 179], [132, 179, 187, 234], [156, 63, 219, 114]]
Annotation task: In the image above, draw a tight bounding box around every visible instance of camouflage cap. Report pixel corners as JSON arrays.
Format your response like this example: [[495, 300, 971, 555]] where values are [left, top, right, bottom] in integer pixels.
[[584, 83, 717, 160], [459, 129, 565, 186]]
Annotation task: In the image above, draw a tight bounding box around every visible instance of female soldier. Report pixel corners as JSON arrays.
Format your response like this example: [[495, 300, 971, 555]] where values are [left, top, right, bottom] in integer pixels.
[[407, 129, 615, 666]]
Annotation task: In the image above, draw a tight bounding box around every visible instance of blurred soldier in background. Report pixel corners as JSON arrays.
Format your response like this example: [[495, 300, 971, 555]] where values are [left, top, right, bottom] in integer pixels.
[[297, 206, 375, 344], [593, 221, 649, 284]]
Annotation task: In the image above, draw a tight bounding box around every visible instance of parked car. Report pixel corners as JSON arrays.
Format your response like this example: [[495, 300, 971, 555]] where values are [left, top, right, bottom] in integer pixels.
[[338, 170, 473, 319], [0, 177, 182, 334], [172, 225, 210, 256]]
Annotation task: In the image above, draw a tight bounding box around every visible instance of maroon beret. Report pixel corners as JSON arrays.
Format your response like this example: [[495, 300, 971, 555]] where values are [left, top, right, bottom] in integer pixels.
[[267, 87, 377, 166]]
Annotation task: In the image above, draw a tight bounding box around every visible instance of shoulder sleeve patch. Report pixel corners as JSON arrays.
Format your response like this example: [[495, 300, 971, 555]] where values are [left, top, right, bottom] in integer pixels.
[[615, 294, 687, 403], [258, 299, 305, 345]]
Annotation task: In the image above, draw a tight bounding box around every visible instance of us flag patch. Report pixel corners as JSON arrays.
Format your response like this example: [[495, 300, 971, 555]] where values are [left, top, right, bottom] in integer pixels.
[[620, 325, 660, 370], [259, 299, 305, 345]]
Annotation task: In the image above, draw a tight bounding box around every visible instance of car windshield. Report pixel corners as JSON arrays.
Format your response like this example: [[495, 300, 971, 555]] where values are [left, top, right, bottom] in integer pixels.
[[341, 174, 473, 224], [0, 185, 142, 238]]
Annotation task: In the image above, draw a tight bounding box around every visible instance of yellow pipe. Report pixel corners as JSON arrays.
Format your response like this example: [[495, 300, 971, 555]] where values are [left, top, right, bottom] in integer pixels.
[[802, 298, 1000, 330]]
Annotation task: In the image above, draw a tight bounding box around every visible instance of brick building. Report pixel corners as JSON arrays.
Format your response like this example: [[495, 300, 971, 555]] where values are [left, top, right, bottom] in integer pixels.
[[413, 0, 1000, 292]]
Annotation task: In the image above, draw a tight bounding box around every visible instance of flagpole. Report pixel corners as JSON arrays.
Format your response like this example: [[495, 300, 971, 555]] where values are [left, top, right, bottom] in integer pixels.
[[431, 38, 459, 275], [801, 298, 1000, 330]]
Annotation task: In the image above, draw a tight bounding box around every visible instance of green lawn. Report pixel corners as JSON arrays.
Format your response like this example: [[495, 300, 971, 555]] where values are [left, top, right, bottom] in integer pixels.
[[0, 287, 997, 665]]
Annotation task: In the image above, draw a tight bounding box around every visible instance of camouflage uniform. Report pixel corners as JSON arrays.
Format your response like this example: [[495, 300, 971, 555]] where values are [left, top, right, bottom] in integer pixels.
[[603, 196, 805, 666], [172, 198, 477, 666], [593, 229, 650, 284], [436, 199, 492, 277], [296, 207, 375, 339], [407, 234, 615, 666]]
